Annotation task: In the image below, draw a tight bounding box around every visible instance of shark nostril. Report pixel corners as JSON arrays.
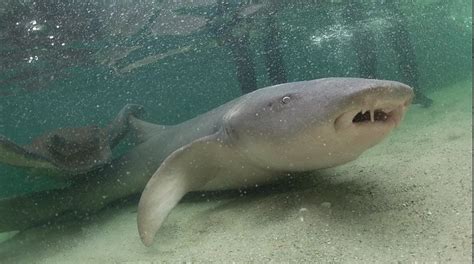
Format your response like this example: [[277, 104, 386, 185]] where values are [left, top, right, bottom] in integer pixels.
[[353, 111, 370, 123], [352, 110, 388, 123], [374, 110, 389, 121]]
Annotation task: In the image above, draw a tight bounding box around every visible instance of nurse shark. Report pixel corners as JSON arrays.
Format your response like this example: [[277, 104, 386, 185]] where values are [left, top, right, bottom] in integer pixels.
[[0, 78, 413, 246]]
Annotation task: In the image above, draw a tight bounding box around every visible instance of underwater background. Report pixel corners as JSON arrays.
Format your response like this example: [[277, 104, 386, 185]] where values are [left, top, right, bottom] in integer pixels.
[[0, 0, 471, 263], [0, 0, 471, 196], [0, 0, 471, 195]]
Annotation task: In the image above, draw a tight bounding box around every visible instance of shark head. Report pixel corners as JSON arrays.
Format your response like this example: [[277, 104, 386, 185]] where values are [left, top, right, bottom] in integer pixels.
[[223, 78, 414, 171]]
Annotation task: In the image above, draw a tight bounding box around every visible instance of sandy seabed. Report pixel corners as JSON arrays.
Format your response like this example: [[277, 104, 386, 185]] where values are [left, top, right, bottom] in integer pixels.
[[0, 80, 471, 263]]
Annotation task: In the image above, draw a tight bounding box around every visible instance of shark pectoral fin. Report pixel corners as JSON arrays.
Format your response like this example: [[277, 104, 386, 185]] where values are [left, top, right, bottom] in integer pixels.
[[137, 135, 226, 246], [0, 135, 58, 172]]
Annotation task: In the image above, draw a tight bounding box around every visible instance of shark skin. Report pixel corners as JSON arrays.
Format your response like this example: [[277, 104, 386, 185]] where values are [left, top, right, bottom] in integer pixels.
[[0, 78, 413, 247]]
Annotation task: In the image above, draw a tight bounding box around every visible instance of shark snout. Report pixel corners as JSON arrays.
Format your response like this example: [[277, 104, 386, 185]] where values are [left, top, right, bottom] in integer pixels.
[[334, 83, 413, 131]]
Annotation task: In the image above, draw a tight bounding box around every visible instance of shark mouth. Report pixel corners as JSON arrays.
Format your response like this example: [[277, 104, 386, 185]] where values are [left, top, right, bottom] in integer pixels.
[[353, 109, 390, 123], [334, 105, 405, 131]]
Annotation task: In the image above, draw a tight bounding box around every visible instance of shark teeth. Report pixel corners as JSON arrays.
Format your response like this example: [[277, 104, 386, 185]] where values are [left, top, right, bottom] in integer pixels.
[[334, 101, 406, 131]]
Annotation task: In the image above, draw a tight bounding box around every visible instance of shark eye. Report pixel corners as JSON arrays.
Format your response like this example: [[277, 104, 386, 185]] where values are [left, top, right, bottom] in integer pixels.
[[281, 96, 291, 104]]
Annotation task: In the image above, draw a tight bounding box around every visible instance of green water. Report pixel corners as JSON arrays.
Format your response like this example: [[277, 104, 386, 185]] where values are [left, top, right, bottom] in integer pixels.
[[0, 0, 471, 261]]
